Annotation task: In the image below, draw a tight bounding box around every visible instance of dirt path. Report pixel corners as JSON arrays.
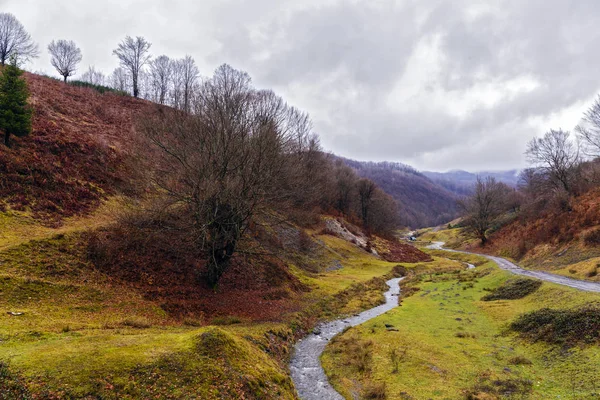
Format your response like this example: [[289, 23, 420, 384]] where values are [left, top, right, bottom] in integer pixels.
[[290, 277, 404, 400], [428, 242, 600, 293]]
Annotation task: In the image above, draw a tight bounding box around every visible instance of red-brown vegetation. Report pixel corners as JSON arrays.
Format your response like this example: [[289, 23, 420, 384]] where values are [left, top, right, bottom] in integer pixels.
[[0, 73, 150, 223]]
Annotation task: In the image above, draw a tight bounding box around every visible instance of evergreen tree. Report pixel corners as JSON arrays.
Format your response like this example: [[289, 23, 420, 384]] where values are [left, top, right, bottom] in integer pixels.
[[0, 57, 32, 147]]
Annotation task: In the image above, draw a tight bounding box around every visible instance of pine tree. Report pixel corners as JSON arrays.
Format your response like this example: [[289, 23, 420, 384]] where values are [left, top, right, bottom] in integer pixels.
[[0, 57, 32, 147]]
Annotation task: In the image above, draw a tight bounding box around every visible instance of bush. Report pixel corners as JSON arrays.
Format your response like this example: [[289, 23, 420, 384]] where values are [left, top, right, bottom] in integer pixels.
[[583, 228, 600, 246], [481, 278, 542, 301], [510, 306, 600, 346], [69, 80, 129, 96]]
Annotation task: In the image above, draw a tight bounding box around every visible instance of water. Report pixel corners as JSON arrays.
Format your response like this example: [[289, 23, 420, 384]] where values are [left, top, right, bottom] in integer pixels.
[[289, 277, 404, 400]]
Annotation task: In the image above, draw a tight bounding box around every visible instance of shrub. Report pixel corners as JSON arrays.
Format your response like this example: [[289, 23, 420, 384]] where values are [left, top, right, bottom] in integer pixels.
[[69, 80, 128, 96], [583, 228, 600, 246], [586, 264, 599, 278], [510, 306, 600, 346], [481, 278, 542, 301]]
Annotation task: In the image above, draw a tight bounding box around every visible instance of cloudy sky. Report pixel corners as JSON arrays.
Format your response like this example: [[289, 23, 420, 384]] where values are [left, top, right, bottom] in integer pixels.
[[3, 0, 599, 171]]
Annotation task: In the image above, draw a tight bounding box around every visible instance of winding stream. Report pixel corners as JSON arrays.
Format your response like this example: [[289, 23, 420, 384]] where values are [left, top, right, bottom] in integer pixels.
[[289, 277, 404, 400]]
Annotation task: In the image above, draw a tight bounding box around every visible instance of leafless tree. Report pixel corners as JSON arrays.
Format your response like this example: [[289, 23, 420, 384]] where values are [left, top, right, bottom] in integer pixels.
[[170, 55, 199, 112], [357, 178, 377, 229], [333, 160, 358, 214], [459, 177, 507, 245], [80, 66, 106, 86], [112, 36, 151, 98], [576, 95, 600, 158], [0, 13, 39, 65], [138, 64, 319, 286], [149, 55, 172, 105], [525, 129, 580, 195], [80, 66, 105, 86], [109, 67, 130, 92], [47, 40, 82, 83]]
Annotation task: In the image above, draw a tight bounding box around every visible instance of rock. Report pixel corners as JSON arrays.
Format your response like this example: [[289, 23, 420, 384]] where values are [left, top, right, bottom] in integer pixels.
[[313, 328, 321, 335], [386, 327, 399, 332], [7, 312, 24, 316], [384, 323, 394, 328]]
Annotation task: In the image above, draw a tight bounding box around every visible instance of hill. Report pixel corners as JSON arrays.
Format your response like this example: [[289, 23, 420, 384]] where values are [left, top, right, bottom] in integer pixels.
[[0, 72, 434, 398], [339, 158, 460, 228], [0, 72, 151, 224], [422, 169, 521, 195]]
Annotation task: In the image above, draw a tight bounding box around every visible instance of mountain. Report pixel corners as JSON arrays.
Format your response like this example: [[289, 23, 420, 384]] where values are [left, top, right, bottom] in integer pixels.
[[422, 169, 521, 195], [339, 158, 460, 228]]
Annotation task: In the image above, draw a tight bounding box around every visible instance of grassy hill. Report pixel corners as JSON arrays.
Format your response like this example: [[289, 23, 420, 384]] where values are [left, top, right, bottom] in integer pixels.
[[0, 72, 437, 398]]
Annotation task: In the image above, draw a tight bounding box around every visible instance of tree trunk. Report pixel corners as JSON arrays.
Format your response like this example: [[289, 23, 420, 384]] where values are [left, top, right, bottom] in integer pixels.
[[207, 241, 236, 287], [4, 131, 10, 147], [63, 76, 67, 83]]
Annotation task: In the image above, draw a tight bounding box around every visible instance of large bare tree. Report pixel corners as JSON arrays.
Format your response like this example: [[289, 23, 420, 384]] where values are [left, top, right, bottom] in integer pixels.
[[149, 55, 172, 105], [47, 40, 82, 83], [576, 95, 600, 158], [139, 64, 318, 286], [525, 129, 579, 195], [459, 177, 507, 245], [0, 13, 39, 66], [112, 36, 151, 98]]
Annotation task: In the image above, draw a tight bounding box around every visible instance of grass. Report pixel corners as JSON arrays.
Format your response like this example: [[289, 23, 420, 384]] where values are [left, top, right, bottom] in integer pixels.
[[0, 210, 437, 398], [322, 251, 600, 399]]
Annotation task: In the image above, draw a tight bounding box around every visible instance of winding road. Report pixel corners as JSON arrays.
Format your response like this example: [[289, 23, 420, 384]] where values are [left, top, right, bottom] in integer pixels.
[[290, 242, 600, 400], [427, 241, 600, 293]]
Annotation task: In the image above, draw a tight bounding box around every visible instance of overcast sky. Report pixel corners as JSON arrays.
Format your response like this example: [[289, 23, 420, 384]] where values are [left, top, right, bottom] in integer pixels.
[[3, 0, 599, 172]]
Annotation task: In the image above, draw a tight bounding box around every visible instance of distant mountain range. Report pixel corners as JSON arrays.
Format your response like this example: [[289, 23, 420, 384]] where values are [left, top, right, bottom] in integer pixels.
[[339, 157, 519, 228], [421, 169, 521, 196]]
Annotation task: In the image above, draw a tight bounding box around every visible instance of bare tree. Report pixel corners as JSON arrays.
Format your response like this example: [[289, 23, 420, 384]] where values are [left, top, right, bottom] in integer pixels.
[[0, 13, 39, 65], [80, 66, 105, 86], [112, 36, 151, 98], [525, 129, 579, 195], [333, 160, 358, 214], [459, 177, 506, 245], [357, 178, 377, 229], [47, 40, 82, 83], [576, 95, 600, 158], [109, 67, 130, 92], [138, 64, 319, 286], [149, 55, 172, 105], [172, 55, 199, 112]]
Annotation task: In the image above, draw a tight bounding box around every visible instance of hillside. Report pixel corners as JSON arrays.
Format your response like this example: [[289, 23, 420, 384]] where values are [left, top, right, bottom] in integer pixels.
[[0, 72, 435, 398], [340, 158, 460, 228], [0, 72, 151, 224], [423, 186, 600, 283]]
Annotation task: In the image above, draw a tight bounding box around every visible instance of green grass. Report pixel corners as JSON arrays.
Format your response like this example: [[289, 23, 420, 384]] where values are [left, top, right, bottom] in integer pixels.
[[322, 252, 600, 399], [0, 212, 441, 398]]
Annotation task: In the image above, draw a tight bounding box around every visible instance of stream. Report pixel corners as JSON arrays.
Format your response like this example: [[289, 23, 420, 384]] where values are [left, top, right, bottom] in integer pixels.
[[289, 277, 404, 400]]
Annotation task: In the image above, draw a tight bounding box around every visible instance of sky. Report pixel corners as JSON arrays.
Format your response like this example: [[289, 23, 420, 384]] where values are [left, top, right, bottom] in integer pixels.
[[3, 0, 599, 172]]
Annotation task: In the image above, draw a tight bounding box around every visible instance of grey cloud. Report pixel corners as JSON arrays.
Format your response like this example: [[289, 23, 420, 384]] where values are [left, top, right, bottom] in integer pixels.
[[4, 0, 600, 171]]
